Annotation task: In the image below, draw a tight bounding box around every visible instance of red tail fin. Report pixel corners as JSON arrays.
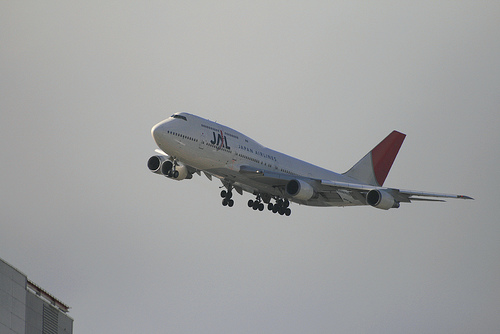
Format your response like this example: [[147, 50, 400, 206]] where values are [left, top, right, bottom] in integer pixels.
[[343, 131, 406, 186], [371, 131, 406, 186]]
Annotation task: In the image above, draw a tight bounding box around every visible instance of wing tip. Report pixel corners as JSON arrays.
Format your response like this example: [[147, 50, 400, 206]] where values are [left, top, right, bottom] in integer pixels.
[[458, 195, 474, 200]]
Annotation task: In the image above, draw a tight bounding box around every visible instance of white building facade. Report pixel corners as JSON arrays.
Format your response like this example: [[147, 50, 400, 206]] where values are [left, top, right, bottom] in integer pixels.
[[0, 258, 73, 334]]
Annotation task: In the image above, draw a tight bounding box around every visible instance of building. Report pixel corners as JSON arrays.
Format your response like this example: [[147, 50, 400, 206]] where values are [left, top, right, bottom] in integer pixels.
[[0, 258, 73, 334]]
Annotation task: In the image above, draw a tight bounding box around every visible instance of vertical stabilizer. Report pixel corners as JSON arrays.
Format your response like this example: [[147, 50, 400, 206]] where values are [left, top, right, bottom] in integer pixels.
[[343, 131, 406, 186]]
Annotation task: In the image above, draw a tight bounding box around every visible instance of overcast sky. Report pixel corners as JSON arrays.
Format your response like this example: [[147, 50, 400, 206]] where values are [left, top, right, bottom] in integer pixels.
[[1, 1, 499, 333]]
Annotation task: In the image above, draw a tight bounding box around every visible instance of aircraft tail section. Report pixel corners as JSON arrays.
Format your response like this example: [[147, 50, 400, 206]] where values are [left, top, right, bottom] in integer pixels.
[[343, 131, 406, 186]]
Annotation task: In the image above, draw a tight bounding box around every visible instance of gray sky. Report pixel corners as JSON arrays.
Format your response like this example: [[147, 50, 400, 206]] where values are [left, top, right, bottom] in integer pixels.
[[1, 1, 499, 333]]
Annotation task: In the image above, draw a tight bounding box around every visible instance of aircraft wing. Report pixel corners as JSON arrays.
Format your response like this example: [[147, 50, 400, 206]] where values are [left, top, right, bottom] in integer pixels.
[[389, 188, 474, 202], [155, 149, 168, 156], [320, 180, 473, 203], [233, 165, 473, 204], [238, 165, 293, 185]]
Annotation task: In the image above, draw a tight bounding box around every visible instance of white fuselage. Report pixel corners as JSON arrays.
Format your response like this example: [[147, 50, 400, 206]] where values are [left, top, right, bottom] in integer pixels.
[[151, 113, 361, 207]]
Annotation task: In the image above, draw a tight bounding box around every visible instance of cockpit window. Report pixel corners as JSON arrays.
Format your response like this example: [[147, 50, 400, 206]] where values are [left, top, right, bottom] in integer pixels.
[[171, 114, 187, 121]]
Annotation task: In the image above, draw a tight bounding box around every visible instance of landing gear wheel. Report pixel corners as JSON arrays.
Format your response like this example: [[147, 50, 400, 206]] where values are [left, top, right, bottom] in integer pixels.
[[221, 190, 232, 199], [228, 199, 234, 207], [248, 200, 254, 208]]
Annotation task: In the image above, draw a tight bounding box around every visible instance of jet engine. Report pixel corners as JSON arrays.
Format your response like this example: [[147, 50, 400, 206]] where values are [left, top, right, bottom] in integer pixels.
[[285, 179, 315, 201], [147, 155, 170, 174], [160, 160, 174, 176], [366, 189, 400, 210], [147, 156, 191, 180]]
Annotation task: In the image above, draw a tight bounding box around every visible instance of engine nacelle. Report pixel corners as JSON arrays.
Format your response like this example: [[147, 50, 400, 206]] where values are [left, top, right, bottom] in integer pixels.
[[147, 155, 171, 174], [160, 160, 174, 176], [285, 179, 315, 201], [366, 189, 400, 210]]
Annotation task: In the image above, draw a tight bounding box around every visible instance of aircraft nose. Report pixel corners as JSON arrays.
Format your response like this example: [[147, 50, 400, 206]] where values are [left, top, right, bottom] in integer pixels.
[[151, 120, 167, 143]]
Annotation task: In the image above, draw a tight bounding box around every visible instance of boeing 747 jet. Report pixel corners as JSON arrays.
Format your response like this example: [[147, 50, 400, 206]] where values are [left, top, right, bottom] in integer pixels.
[[148, 113, 472, 216]]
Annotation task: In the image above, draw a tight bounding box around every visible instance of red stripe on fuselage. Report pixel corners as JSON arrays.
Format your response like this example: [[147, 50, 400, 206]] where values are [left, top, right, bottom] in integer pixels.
[[219, 130, 224, 149]]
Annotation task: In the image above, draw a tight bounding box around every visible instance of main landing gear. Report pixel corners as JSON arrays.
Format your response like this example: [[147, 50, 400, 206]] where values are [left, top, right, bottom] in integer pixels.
[[248, 196, 292, 216], [218, 186, 292, 216], [220, 189, 234, 207]]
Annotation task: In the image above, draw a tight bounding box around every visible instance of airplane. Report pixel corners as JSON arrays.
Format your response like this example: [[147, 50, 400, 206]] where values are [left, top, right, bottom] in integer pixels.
[[148, 112, 473, 216]]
